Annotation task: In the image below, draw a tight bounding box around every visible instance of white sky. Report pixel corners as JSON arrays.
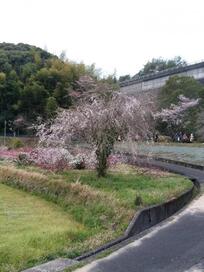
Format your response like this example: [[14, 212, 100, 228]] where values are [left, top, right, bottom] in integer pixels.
[[0, 0, 204, 77]]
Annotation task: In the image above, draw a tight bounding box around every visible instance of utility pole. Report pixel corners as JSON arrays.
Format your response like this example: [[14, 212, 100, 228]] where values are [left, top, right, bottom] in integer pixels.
[[4, 120, 7, 146]]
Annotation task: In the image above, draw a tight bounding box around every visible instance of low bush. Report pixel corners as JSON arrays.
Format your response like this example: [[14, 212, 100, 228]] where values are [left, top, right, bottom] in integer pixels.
[[29, 148, 73, 171], [158, 135, 172, 143], [134, 195, 143, 206], [16, 153, 32, 166], [70, 155, 86, 169]]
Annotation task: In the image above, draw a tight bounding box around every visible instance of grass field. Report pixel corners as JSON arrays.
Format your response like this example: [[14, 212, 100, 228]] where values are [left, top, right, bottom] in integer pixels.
[[0, 183, 86, 272], [0, 163, 192, 271]]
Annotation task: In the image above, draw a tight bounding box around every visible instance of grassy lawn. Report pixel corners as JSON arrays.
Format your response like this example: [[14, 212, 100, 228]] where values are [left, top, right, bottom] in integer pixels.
[[0, 163, 192, 271], [0, 184, 87, 272], [62, 165, 192, 209]]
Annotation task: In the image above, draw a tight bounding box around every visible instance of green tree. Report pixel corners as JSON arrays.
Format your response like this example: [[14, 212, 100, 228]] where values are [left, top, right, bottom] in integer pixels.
[[0, 72, 6, 82], [157, 76, 204, 136], [0, 42, 116, 133], [20, 83, 48, 119], [45, 97, 58, 118], [119, 75, 130, 82], [0, 70, 22, 126], [53, 82, 71, 108], [137, 56, 187, 76]]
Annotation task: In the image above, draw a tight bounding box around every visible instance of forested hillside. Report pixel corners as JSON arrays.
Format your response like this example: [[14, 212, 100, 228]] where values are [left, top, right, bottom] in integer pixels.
[[0, 43, 100, 133]]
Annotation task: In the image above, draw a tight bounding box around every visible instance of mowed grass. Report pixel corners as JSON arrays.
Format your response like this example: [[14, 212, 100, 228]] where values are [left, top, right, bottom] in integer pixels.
[[0, 163, 192, 271], [0, 183, 86, 272]]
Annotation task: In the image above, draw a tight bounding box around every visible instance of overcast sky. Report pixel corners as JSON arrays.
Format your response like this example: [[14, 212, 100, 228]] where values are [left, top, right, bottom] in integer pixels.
[[1, 0, 204, 77]]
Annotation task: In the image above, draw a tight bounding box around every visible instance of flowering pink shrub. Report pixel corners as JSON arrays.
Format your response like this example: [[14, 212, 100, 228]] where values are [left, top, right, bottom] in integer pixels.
[[70, 149, 96, 169], [108, 154, 128, 166], [29, 148, 73, 171], [28, 147, 97, 171]]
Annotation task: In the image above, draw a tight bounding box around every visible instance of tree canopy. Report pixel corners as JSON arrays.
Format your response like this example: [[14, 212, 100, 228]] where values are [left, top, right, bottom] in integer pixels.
[[157, 76, 204, 137], [119, 57, 187, 82], [0, 43, 103, 133], [119, 74, 131, 82], [137, 57, 187, 76]]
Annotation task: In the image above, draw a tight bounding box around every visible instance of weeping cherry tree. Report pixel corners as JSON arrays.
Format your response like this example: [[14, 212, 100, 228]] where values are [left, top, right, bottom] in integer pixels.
[[37, 92, 153, 177]]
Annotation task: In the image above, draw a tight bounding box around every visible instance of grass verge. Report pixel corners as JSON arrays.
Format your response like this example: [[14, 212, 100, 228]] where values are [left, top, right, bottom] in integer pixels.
[[0, 184, 86, 272], [0, 163, 192, 271]]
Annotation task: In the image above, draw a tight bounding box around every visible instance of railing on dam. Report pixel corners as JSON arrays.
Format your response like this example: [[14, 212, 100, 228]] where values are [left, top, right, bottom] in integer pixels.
[[120, 61, 204, 88]]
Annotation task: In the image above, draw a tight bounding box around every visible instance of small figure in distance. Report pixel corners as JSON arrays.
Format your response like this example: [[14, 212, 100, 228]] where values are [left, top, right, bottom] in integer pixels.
[[182, 133, 188, 143], [154, 133, 159, 142], [190, 133, 194, 143]]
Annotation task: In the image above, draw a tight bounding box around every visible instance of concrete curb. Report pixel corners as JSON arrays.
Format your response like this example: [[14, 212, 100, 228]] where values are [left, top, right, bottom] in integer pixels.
[[22, 258, 78, 272], [22, 159, 201, 272], [125, 178, 198, 237]]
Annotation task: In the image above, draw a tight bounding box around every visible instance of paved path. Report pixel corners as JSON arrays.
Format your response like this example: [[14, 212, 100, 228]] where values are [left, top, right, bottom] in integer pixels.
[[75, 161, 204, 272]]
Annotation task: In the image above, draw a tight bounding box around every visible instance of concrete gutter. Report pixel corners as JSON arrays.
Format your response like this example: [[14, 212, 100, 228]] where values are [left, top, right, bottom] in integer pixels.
[[75, 179, 198, 262], [154, 157, 204, 171]]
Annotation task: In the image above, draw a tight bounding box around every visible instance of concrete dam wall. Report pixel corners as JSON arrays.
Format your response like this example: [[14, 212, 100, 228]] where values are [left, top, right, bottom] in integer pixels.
[[120, 61, 204, 96]]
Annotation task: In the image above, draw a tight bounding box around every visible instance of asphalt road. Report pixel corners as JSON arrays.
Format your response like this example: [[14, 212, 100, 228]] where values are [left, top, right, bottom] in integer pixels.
[[75, 161, 204, 272]]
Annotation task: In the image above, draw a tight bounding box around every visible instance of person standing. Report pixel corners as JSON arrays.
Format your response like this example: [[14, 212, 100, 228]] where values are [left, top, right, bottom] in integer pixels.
[[190, 133, 194, 143]]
